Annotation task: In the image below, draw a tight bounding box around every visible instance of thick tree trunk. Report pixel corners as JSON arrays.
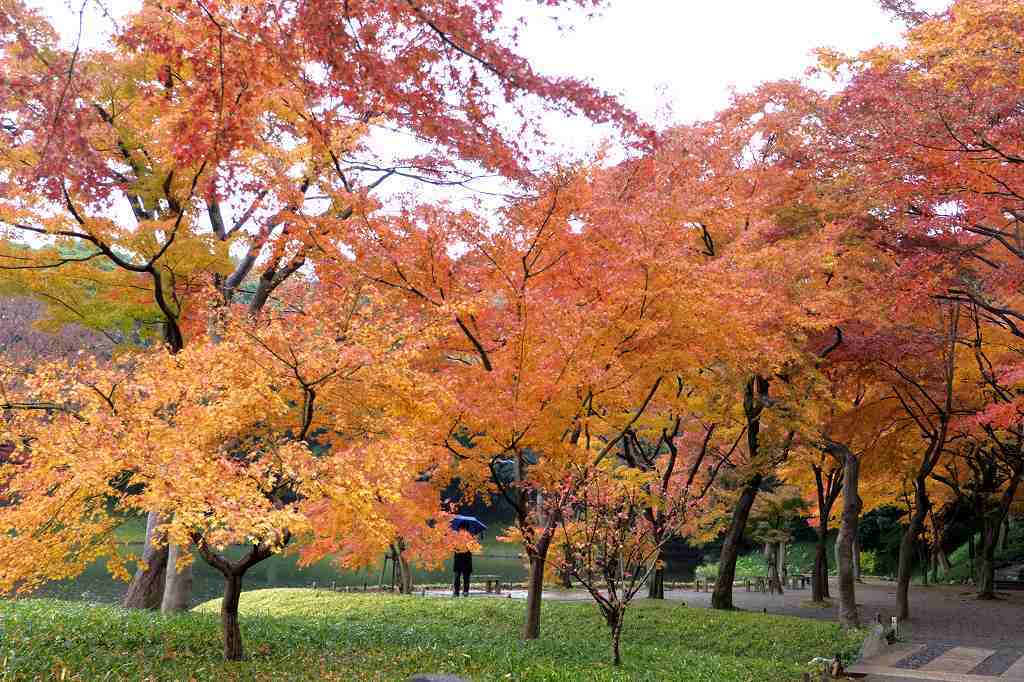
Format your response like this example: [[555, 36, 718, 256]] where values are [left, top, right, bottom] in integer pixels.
[[522, 534, 551, 640], [896, 480, 929, 621], [712, 474, 762, 610], [812, 527, 830, 601], [222, 574, 244, 661], [978, 515, 1002, 599], [836, 445, 861, 629], [980, 466, 1024, 597], [123, 511, 168, 609], [161, 543, 193, 612], [398, 551, 413, 594]]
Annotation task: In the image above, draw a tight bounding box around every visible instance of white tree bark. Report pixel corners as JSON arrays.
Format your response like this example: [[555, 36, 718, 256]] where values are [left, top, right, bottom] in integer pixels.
[[161, 542, 194, 612]]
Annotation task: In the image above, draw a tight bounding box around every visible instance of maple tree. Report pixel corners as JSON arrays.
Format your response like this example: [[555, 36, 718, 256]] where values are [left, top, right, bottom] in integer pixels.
[[0, 0, 643, 621], [0, 280, 463, 659], [544, 464, 694, 666]]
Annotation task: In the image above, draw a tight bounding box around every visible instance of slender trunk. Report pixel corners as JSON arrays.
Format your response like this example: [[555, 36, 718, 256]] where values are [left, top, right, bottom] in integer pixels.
[[765, 543, 778, 593], [712, 474, 762, 610], [836, 445, 861, 629], [920, 544, 929, 586], [778, 540, 787, 592], [609, 609, 624, 666], [896, 480, 929, 621], [222, 574, 244, 661], [853, 535, 863, 582], [522, 534, 552, 640], [558, 543, 573, 589], [834, 535, 840, 582], [161, 543, 193, 613], [812, 527, 829, 601], [647, 561, 665, 599], [123, 512, 168, 609], [937, 542, 951, 573]]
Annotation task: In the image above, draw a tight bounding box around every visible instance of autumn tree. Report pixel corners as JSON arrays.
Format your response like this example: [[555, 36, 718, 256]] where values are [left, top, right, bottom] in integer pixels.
[[0, 280, 460, 660], [0, 0, 641, 612], [546, 464, 693, 666]]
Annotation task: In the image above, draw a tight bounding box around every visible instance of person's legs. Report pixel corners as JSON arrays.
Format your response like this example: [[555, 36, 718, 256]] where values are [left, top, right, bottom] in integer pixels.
[[460, 570, 470, 596], [453, 571, 461, 597]]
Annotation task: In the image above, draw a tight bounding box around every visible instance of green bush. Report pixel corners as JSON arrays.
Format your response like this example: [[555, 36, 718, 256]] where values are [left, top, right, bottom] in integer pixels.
[[695, 553, 768, 579], [0, 590, 864, 681], [859, 550, 877, 577]]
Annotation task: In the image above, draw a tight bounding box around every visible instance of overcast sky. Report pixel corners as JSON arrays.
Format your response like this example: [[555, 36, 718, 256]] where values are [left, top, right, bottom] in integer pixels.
[[34, 0, 950, 125], [26, 0, 950, 210]]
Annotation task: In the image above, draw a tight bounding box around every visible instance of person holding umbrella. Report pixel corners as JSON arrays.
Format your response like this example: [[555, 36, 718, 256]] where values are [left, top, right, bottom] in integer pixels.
[[450, 515, 486, 597]]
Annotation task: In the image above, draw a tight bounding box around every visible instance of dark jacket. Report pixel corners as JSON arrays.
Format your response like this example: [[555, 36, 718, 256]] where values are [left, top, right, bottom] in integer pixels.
[[453, 551, 473, 573]]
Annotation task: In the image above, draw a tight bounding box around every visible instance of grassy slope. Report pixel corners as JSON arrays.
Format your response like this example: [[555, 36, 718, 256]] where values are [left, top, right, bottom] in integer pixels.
[[940, 523, 1024, 584], [0, 589, 863, 681], [696, 541, 836, 580]]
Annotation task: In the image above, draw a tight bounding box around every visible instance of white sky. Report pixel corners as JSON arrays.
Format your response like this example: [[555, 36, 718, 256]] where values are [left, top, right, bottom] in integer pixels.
[[34, 0, 950, 127], [25, 0, 950, 215]]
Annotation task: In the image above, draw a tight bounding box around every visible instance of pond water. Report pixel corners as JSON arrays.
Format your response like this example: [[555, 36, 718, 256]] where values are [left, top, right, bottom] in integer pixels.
[[33, 543, 532, 607], [29, 519, 697, 607]]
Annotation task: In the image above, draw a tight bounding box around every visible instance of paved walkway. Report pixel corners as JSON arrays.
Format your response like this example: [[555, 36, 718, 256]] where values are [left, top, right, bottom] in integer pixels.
[[426, 578, 1024, 680]]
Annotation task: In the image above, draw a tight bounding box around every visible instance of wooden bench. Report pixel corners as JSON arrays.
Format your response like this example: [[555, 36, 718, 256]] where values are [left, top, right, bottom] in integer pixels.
[[472, 574, 503, 593]]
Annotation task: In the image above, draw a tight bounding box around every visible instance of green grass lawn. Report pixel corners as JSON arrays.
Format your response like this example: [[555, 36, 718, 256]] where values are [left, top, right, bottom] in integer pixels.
[[0, 588, 864, 681]]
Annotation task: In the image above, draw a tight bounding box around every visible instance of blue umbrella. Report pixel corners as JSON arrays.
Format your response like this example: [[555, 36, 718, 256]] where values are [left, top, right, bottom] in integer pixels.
[[450, 515, 487, 535]]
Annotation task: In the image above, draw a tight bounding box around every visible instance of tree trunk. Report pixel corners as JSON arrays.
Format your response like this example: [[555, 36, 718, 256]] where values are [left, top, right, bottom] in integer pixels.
[[609, 609, 624, 666], [920, 544, 929, 586], [712, 474, 762, 610], [765, 542, 778, 594], [647, 561, 665, 599], [123, 511, 168, 609], [161, 542, 193, 613], [778, 541, 788, 591], [398, 551, 413, 594], [835, 445, 861, 629], [853, 535, 862, 582], [812, 527, 830, 601], [522, 534, 551, 640], [558, 542, 574, 589], [977, 513, 1002, 599], [896, 480, 929, 621], [221, 574, 244, 661], [937, 541, 951, 573]]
